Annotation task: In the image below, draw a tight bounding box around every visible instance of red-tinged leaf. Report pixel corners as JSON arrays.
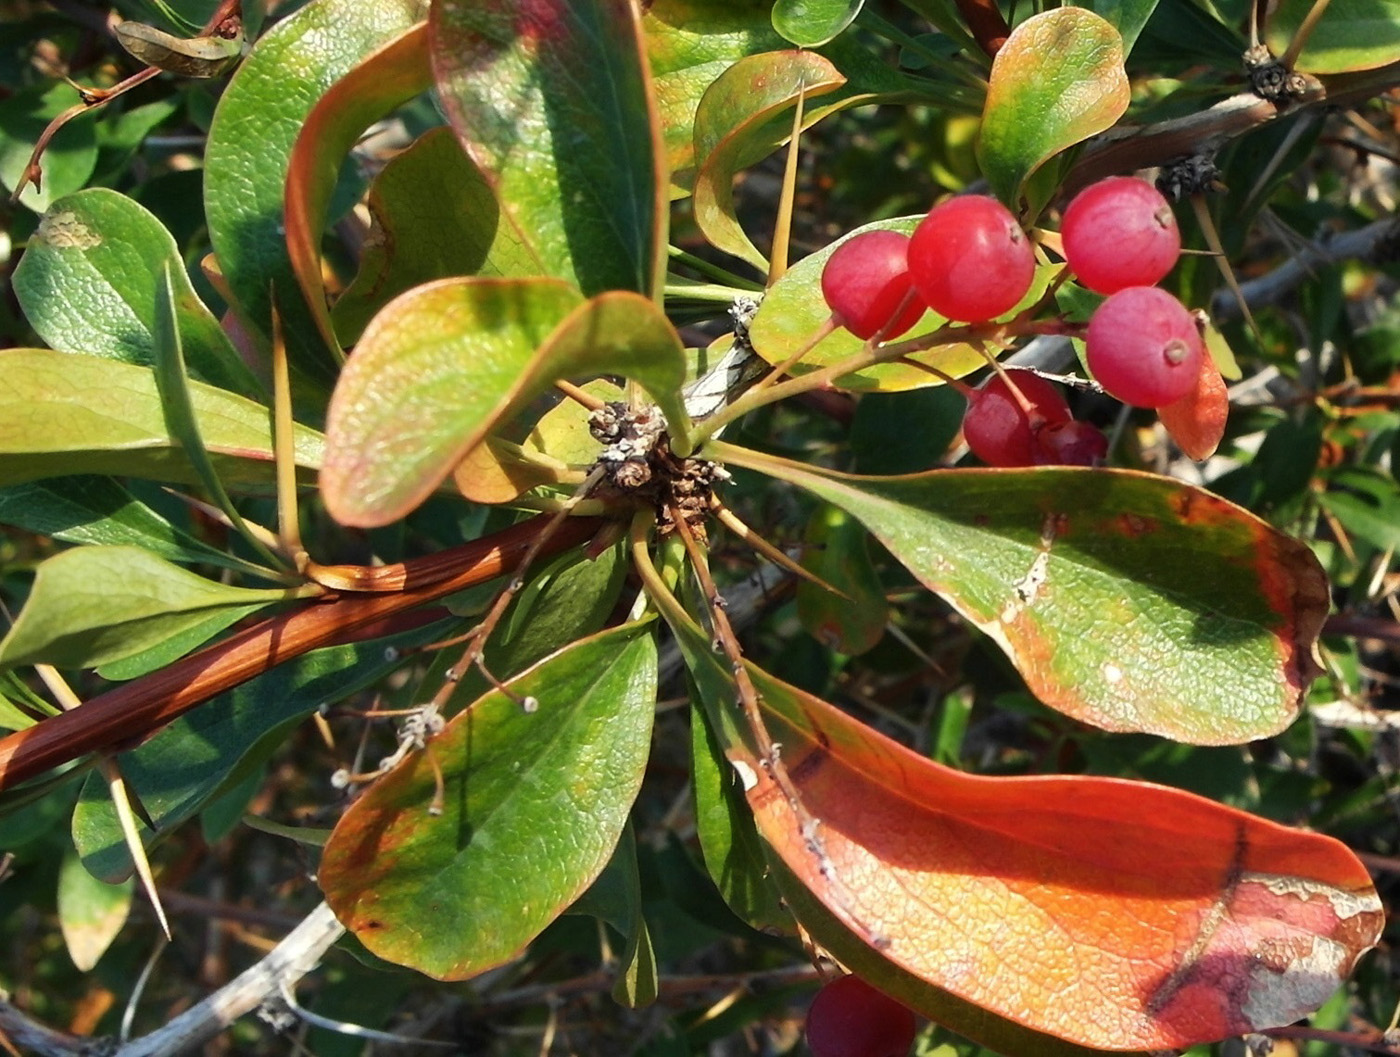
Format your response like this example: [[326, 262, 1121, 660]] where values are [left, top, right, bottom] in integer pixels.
[[667, 603, 1382, 1051], [322, 281, 690, 527], [285, 24, 432, 356], [641, 0, 785, 194], [714, 444, 1329, 744], [205, 0, 424, 382], [1159, 354, 1228, 461], [320, 620, 658, 979], [976, 8, 1129, 209], [752, 668, 1381, 1050], [321, 278, 579, 526], [429, 0, 666, 297], [692, 50, 846, 271]]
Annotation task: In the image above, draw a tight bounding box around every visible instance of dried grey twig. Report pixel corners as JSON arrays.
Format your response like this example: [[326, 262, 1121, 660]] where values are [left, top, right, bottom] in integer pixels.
[[0, 903, 345, 1057], [113, 902, 345, 1057], [1211, 215, 1400, 320]]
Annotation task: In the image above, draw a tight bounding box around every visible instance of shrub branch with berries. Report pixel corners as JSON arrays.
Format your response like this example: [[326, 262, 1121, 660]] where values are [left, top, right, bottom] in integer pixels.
[[0, 1, 1395, 1054]]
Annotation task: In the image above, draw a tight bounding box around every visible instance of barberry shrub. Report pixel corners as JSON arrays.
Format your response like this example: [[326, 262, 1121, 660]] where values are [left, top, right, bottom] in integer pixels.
[[0, 1, 1396, 1054]]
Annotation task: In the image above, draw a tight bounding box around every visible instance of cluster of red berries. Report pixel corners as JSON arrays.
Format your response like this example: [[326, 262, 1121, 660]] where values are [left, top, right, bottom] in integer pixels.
[[1063, 177, 1203, 409], [818, 176, 1203, 468], [805, 974, 917, 1057]]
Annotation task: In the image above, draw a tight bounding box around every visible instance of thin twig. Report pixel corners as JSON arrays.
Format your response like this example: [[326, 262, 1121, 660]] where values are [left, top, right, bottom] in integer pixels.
[[1211, 216, 1400, 321], [113, 903, 345, 1057]]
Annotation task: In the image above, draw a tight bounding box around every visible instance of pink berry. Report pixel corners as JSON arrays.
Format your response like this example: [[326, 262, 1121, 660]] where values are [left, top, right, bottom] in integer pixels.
[[907, 196, 1036, 323], [820, 231, 924, 340], [962, 370, 1072, 467], [1061, 177, 1180, 294], [1035, 420, 1109, 465], [1086, 287, 1204, 408], [805, 975, 917, 1057]]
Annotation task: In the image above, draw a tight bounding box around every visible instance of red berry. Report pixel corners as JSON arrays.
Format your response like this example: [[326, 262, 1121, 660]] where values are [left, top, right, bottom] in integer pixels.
[[907, 196, 1035, 323], [1061, 177, 1180, 294], [1086, 286, 1203, 408], [820, 231, 925, 340], [805, 975, 917, 1057], [1035, 419, 1109, 465], [962, 370, 1072, 467]]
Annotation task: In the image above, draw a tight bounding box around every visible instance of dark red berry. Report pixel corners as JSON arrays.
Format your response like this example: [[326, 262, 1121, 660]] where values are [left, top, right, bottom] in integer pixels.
[[1061, 177, 1181, 294], [1034, 419, 1109, 465], [820, 230, 925, 340], [1085, 286, 1203, 408], [962, 370, 1072, 467], [805, 975, 917, 1057], [907, 196, 1036, 323]]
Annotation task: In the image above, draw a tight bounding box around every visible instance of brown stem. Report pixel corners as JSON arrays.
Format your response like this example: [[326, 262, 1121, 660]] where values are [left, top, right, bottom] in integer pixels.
[[1064, 61, 1400, 198], [952, 0, 1010, 57], [0, 514, 602, 790], [1323, 613, 1400, 643]]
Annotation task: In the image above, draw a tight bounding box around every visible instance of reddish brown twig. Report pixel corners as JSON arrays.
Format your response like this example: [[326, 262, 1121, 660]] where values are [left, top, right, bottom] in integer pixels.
[[0, 514, 602, 790], [11, 0, 242, 202], [952, 0, 1010, 57]]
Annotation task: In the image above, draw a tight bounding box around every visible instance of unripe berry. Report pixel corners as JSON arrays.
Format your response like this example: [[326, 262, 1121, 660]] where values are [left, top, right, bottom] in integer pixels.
[[962, 370, 1072, 467], [907, 196, 1035, 323], [1085, 286, 1203, 408], [1061, 177, 1180, 294], [820, 231, 924, 340], [805, 975, 917, 1057]]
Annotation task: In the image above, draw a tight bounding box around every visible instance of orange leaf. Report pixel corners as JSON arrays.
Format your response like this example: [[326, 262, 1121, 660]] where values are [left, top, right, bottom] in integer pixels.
[[737, 665, 1382, 1051], [1159, 347, 1228, 460]]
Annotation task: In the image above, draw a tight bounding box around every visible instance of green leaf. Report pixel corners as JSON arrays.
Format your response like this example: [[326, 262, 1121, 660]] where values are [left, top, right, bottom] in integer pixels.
[[689, 696, 792, 931], [444, 545, 627, 709], [797, 504, 887, 656], [152, 263, 287, 571], [976, 8, 1130, 209], [204, 0, 424, 379], [0, 349, 324, 489], [719, 447, 1330, 745], [331, 127, 536, 345], [93, 98, 181, 171], [0, 82, 98, 213], [1318, 469, 1400, 552], [320, 620, 659, 979], [568, 824, 659, 1007], [321, 281, 689, 526], [692, 50, 847, 271], [642, 0, 786, 194], [430, 0, 665, 296], [748, 216, 1056, 392], [0, 545, 296, 671], [772, 0, 863, 47], [95, 608, 262, 681], [0, 476, 260, 576], [72, 615, 456, 881], [1078, 0, 1162, 54], [1265, 0, 1400, 72], [284, 23, 434, 356], [57, 851, 133, 971], [12, 189, 256, 394]]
